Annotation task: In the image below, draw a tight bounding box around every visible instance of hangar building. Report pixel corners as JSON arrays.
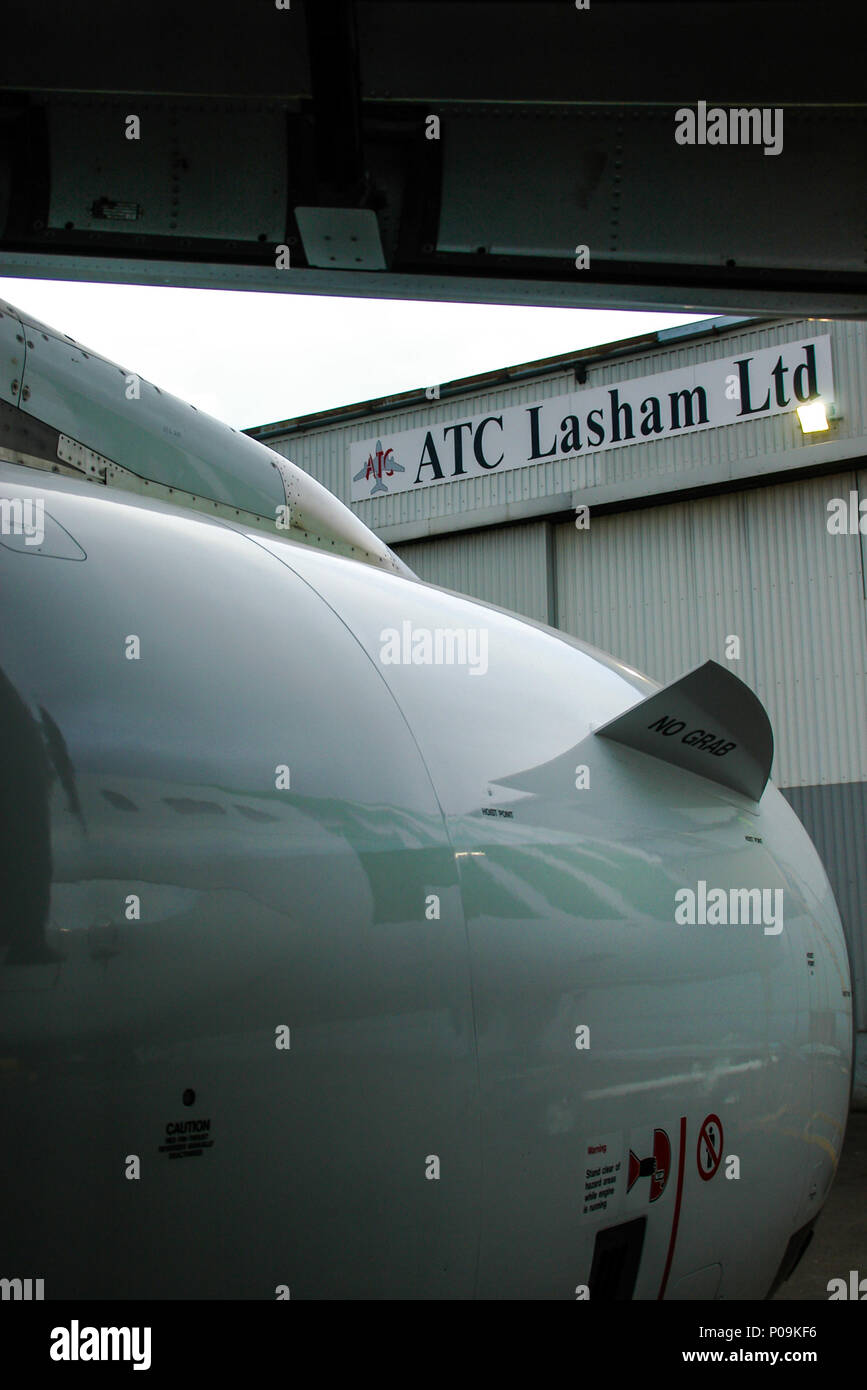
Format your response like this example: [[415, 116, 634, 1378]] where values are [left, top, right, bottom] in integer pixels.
[[247, 314, 867, 1104]]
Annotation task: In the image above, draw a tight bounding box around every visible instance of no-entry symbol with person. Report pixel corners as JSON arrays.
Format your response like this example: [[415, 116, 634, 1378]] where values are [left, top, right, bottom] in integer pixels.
[[697, 1113, 723, 1181]]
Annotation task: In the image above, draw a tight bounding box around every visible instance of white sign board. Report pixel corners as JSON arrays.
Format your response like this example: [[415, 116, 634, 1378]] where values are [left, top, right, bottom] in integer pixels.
[[350, 336, 833, 501]]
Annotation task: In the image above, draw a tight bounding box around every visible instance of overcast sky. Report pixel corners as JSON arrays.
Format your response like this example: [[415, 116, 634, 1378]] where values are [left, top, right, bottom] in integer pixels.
[[0, 277, 707, 432]]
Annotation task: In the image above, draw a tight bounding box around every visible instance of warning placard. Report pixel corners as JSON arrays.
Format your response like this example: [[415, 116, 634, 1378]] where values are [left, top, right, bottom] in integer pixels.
[[581, 1132, 623, 1218]]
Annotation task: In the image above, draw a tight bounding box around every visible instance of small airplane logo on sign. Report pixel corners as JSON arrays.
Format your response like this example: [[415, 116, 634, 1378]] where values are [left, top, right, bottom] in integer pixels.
[[353, 438, 406, 496]]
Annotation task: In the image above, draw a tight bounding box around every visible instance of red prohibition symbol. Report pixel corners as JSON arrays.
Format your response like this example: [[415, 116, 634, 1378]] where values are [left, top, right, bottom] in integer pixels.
[[697, 1113, 723, 1181]]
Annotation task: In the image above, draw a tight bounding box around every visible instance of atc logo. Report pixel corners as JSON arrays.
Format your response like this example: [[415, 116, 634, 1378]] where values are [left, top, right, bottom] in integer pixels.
[[352, 437, 406, 497]]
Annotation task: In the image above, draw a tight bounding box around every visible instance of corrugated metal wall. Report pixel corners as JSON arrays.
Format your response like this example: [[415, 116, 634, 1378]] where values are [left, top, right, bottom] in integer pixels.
[[395, 521, 553, 624]]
